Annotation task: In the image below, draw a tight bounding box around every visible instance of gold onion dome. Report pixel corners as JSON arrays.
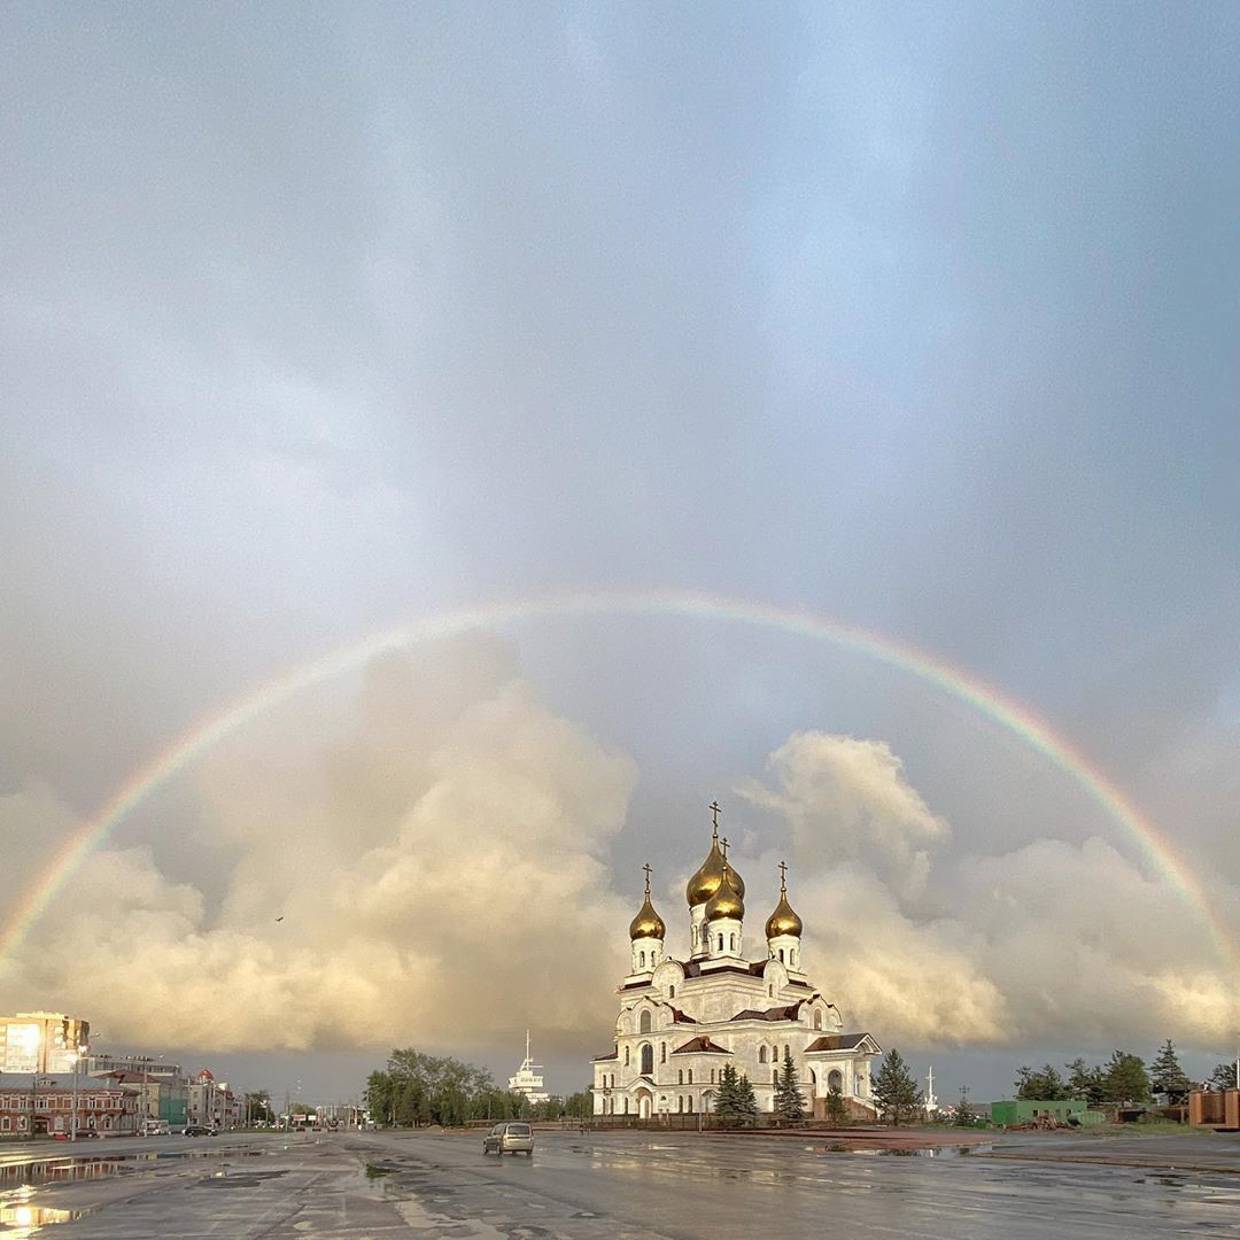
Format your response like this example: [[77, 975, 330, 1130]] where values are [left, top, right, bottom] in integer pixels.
[[629, 894, 666, 940], [765, 862, 803, 938], [704, 865, 745, 922], [630, 864, 666, 940], [686, 831, 745, 905]]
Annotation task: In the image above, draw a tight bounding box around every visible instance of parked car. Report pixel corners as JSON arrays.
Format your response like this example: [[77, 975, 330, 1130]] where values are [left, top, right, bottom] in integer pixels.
[[482, 1122, 534, 1156], [141, 1120, 170, 1136], [183, 1125, 216, 1137]]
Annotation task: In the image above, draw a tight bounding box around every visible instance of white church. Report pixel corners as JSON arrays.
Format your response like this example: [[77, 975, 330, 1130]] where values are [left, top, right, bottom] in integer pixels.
[[591, 806, 881, 1120]]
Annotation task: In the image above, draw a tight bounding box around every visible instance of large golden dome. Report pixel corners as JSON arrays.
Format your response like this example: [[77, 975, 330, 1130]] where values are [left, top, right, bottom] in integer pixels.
[[704, 864, 745, 922], [686, 835, 746, 906], [629, 893, 666, 940]]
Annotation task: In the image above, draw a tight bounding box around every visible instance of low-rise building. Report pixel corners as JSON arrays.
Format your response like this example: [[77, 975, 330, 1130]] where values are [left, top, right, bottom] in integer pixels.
[[187, 1069, 241, 1130], [96, 1071, 189, 1129], [990, 1098, 1086, 1126], [0, 1073, 140, 1137]]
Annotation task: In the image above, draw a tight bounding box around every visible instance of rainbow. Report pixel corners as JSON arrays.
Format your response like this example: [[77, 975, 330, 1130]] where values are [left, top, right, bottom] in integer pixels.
[[3, 587, 1234, 965]]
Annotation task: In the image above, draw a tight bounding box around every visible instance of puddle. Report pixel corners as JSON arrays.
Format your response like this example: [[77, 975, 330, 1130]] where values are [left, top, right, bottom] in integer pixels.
[[820, 1144, 993, 1158], [1, 1203, 88, 1233]]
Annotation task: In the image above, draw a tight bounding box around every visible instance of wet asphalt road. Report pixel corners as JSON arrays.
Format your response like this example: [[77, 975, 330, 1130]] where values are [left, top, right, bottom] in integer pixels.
[[1, 1128, 1239, 1237]]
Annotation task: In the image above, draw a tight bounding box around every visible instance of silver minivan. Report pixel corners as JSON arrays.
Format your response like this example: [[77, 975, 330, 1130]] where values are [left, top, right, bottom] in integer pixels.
[[482, 1121, 534, 1156]]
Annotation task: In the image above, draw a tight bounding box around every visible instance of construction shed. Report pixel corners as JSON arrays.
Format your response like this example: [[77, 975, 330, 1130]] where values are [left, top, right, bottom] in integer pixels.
[[1189, 1091, 1240, 1129], [991, 1099, 1086, 1126]]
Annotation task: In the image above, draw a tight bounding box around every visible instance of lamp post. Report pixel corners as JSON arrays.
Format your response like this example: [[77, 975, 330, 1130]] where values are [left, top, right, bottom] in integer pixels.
[[68, 1052, 80, 1143]]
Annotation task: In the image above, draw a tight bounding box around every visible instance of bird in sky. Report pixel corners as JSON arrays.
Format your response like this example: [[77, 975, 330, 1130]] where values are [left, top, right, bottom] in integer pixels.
[[275, 916, 284, 923]]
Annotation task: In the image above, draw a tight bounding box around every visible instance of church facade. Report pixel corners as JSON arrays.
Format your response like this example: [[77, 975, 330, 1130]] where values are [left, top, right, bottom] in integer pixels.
[[591, 812, 881, 1120]]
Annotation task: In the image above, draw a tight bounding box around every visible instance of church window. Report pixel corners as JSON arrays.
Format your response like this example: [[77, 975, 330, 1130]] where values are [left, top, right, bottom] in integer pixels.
[[678, 1070, 684, 1085], [687, 1069, 693, 1084], [759, 1046, 767, 1064], [640, 1010, 652, 1034], [784, 1045, 790, 1060], [778, 948, 785, 963], [624, 1047, 630, 1066], [768, 985, 774, 997], [710, 1069, 716, 1084], [687, 1096, 694, 1112], [669, 985, 675, 998], [661, 1043, 667, 1063], [640, 1045, 653, 1075], [717, 934, 723, 952], [678, 1096, 683, 1113], [773, 1069, 778, 1084], [791, 949, 797, 967], [814, 1010, 822, 1030], [639, 951, 645, 968], [729, 934, 736, 951]]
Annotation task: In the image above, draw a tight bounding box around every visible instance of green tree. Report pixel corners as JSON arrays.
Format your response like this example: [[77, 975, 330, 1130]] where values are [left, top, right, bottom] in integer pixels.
[[773, 1048, 806, 1125], [734, 1073, 759, 1127], [1065, 1059, 1105, 1106], [954, 1086, 976, 1127], [1150, 1040, 1190, 1101], [365, 1071, 395, 1125], [825, 1085, 849, 1126], [715, 1063, 744, 1127], [1015, 1064, 1069, 1100], [244, 1091, 275, 1125], [564, 1091, 593, 1120], [1209, 1062, 1238, 1092], [1101, 1051, 1149, 1103], [873, 1049, 922, 1126]]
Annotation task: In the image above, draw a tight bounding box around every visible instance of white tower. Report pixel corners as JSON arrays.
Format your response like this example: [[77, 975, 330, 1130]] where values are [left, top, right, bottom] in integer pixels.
[[765, 860, 805, 975], [925, 1066, 937, 1115], [628, 863, 666, 976]]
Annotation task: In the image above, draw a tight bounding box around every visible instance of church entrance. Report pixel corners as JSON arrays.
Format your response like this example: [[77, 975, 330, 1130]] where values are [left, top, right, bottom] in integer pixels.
[[828, 1069, 843, 1093], [636, 1089, 653, 1120]]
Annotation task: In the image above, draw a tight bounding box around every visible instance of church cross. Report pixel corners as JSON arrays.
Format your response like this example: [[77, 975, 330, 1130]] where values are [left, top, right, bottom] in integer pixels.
[[778, 859, 788, 893], [709, 799, 722, 839], [642, 862, 653, 896], [720, 836, 729, 861]]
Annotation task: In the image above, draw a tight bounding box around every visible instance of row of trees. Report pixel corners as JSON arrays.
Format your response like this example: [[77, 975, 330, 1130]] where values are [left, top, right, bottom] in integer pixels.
[[364, 1048, 592, 1128], [1015, 1040, 1236, 1105]]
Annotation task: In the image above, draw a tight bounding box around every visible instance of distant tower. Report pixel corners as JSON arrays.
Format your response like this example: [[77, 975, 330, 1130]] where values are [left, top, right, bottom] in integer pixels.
[[925, 1066, 937, 1115], [507, 1030, 550, 1105]]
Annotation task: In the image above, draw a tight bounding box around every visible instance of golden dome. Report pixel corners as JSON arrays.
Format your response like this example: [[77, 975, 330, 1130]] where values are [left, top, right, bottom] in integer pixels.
[[686, 832, 746, 906], [765, 861, 802, 938], [629, 894, 666, 940], [704, 864, 745, 922], [765, 893, 803, 938]]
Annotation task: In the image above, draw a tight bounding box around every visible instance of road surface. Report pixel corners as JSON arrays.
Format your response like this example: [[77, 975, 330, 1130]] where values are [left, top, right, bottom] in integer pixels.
[[2, 1127, 1239, 1237]]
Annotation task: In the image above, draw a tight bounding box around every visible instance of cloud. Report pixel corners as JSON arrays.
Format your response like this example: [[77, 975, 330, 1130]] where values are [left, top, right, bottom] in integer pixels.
[[740, 732, 949, 904], [1, 650, 635, 1055]]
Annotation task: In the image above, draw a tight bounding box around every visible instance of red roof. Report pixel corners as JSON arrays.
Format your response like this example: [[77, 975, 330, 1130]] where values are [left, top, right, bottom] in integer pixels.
[[671, 1036, 732, 1055]]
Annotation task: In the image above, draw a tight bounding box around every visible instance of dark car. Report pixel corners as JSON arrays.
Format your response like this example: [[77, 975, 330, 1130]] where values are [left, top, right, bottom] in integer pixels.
[[482, 1122, 534, 1156], [183, 1125, 216, 1137]]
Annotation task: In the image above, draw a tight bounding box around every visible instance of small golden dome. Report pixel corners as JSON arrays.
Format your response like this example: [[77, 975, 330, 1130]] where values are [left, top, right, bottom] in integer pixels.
[[765, 861, 802, 938], [765, 893, 803, 938], [629, 894, 666, 940], [704, 864, 744, 922]]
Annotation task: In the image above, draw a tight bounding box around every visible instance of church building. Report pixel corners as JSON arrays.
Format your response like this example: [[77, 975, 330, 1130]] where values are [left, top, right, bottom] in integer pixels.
[[591, 806, 881, 1120]]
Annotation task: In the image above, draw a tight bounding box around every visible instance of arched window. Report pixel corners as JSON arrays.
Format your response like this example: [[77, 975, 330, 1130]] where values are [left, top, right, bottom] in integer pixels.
[[730, 934, 736, 951], [661, 1043, 668, 1063], [678, 1096, 684, 1113], [687, 1096, 694, 1112], [669, 985, 675, 998], [678, 1069, 684, 1085], [759, 1046, 767, 1064], [717, 934, 724, 952], [623, 1097, 629, 1114], [784, 1045, 791, 1061], [687, 1069, 693, 1084], [791, 949, 797, 967], [639, 951, 645, 968], [814, 1010, 822, 1030], [768, 984, 774, 997], [772, 1069, 778, 1084], [778, 948, 785, 963], [640, 1010, 652, 1034], [640, 1044, 654, 1075], [625, 1046, 630, 1066]]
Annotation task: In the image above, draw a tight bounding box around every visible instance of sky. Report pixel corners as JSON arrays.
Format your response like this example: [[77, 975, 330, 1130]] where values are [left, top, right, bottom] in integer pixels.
[[2, 2, 1239, 1105]]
